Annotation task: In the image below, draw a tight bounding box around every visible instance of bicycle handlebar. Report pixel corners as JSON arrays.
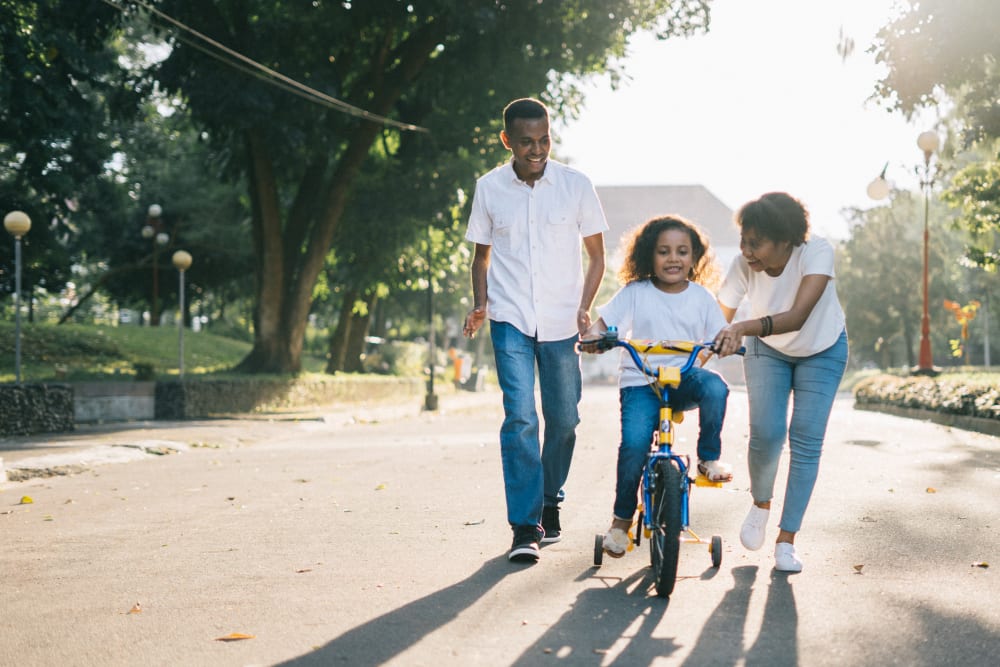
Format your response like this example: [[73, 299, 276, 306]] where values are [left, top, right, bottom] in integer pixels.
[[577, 327, 745, 379]]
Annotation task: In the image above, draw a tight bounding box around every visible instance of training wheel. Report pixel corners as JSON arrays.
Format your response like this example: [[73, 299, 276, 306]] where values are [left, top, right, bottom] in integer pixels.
[[710, 534, 723, 568], [594, 534, 604, 567]]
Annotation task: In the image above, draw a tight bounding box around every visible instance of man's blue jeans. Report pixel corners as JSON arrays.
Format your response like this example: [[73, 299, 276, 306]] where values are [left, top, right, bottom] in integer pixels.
[[614, 367, 729, 519], [743, 330, 848, 533], [490, 320, 581, 528]]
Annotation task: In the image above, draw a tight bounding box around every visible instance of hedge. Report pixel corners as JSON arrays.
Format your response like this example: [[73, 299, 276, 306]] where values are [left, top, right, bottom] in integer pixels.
[[853, 375, 1000, 422]]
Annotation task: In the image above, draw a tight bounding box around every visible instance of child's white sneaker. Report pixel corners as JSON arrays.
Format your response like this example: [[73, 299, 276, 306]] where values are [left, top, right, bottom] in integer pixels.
[[604, 528, 632, 558], [774, 542, 803, 572], [603, 527, 630, 558]]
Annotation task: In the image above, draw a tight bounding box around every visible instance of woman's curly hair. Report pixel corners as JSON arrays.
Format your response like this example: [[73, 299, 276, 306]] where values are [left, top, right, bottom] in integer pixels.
[[618, 215, 721, 291]]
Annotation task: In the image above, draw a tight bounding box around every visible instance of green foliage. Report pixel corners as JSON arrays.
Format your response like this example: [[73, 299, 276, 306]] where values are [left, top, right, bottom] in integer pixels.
[[941, 150, 1000, 270], [872, 1, 1000, 272], [873, 0, 1000, 140], [0, 0, 134, 300]]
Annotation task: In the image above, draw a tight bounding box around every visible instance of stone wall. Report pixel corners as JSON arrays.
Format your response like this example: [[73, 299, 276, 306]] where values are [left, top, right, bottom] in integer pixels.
[[0, 384, 75, 436]]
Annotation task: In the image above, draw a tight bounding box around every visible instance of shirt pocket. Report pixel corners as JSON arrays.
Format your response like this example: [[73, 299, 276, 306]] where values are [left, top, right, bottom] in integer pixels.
[[493, 216, 521, 253], [544, 210, 578, 247]]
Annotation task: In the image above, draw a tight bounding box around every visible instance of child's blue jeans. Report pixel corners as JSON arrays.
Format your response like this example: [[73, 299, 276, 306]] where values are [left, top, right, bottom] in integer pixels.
[[613, 367, 728, 519]]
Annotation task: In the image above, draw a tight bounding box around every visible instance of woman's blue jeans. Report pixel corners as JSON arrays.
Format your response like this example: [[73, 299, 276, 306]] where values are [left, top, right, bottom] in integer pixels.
[[743, 330, 848, 533], [614, 367, 729, 519], [490, 320, 581, 527]]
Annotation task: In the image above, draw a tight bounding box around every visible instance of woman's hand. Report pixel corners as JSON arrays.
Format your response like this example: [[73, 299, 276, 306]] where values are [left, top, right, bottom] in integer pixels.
[[713, 324, 745, 357]]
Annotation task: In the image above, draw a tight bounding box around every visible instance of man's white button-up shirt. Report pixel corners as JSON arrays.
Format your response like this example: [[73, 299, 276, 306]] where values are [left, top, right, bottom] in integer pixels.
[[465, 159, 608, 341]]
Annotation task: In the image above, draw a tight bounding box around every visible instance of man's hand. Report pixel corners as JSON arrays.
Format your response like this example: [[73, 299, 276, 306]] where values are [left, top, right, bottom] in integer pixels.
[[576, 308, 592, 337], [463, 306, 487, 338]]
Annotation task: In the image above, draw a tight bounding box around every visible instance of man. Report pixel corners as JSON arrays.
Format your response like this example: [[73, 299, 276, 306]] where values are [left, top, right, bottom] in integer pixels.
[[463, 97, 607, 562]]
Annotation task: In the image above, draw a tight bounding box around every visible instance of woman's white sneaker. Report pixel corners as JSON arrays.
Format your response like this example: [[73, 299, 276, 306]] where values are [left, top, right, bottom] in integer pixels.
[[740, 505, 769, 551], [774, 542, 803, 572]]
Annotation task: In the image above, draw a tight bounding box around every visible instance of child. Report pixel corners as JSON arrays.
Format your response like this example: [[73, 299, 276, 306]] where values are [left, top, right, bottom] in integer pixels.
[[583, 215, 732, 558]]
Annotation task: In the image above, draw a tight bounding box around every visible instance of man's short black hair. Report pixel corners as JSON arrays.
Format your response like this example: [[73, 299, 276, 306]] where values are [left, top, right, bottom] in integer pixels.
[[503, 98, 548, 132]]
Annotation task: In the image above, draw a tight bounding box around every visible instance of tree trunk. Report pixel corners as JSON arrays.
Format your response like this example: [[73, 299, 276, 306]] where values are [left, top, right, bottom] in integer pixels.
[[343, 293, 377, 373], [326, 290, 356, 374]]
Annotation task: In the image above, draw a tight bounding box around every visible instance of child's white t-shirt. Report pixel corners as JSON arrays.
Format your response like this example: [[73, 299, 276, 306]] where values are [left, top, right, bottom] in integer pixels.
[[597, 280, 727, 388], [717, 236, 845, 357]]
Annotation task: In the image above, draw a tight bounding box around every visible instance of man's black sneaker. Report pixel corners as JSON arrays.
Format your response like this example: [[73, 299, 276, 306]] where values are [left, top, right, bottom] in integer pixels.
[[541, 505, 561, 544], [508, 525, 542, 562]]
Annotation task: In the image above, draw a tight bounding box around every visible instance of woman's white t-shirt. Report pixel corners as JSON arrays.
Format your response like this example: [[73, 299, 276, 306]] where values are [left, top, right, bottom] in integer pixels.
[[597, 280, 727, 388], [717, 236, 845, 357]]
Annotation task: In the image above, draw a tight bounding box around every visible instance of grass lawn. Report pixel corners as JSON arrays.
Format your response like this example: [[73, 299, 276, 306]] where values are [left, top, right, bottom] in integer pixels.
[[0, 320, 326, 382]]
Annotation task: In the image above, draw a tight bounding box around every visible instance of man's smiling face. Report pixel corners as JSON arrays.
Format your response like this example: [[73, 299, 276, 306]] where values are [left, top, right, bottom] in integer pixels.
[[501, 116, 551, 185]]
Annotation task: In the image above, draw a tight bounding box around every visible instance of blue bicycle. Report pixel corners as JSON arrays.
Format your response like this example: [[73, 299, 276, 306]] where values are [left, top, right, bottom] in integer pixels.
[[580, 327, 742, 597]]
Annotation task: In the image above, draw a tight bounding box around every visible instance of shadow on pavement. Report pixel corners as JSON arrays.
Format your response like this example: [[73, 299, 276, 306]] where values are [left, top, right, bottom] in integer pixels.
[[682, 565, 761, 666], [511, 569, 675, 665], [744, 570, 798, 667], [275, 555, 512, 666]]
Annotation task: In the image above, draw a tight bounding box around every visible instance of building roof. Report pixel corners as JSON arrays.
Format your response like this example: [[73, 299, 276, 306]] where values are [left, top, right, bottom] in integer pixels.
[[595, 184, 739, 267]]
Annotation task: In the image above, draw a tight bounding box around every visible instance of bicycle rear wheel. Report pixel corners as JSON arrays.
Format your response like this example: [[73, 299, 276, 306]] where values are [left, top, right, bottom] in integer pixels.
[[649, 458, 683, 597]]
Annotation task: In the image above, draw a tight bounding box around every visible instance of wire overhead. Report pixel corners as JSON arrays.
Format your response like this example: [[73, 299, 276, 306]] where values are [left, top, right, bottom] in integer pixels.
[[101, 0, 427, 132]]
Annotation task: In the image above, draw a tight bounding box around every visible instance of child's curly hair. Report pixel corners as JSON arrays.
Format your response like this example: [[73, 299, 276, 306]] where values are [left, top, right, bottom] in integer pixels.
[[617, 215, 721, 291]]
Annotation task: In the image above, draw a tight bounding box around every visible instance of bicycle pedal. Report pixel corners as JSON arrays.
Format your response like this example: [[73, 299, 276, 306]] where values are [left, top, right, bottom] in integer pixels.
[[694, 474, 724, 488]]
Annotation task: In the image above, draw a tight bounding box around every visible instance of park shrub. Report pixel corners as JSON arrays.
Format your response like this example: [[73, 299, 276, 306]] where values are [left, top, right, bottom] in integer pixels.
[[854, 374, 1000, 421]]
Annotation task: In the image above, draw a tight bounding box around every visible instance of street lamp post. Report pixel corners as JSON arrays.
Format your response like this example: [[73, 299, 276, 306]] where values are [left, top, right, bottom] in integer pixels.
[[172, 250, 193, 377], [915, 130, 940, 375], [866, 131, 941, 375], [142, 204, 170, 325], [4, 211, 31, 384], [424, 225, 438, 411]]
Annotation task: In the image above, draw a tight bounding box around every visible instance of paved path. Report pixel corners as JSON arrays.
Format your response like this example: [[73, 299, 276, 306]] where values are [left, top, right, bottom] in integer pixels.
[[1, 386, 998, 666]]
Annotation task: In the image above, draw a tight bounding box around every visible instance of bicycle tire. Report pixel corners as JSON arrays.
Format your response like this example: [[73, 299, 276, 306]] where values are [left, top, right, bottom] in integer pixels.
[[649, 458, 683, 597]]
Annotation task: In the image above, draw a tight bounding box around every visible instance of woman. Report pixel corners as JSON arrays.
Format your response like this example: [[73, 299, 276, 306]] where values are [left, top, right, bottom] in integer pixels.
[[713, 192, 848, 572]]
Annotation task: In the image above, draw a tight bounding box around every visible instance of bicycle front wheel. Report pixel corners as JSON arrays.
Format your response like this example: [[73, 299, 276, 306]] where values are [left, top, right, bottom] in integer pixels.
[[649, 458, 683, 597]]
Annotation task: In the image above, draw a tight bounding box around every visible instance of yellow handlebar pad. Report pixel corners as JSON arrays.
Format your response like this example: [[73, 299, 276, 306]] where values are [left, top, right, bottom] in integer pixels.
[[629, 339, 699, 355]]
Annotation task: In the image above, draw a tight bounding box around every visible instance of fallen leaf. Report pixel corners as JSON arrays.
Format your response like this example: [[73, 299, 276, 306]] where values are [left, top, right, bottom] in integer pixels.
[[926, 487, 937, 493], [972, 562, 989, 568], [43, 515, 54, 521], [19, 496, 33, 505], [295, 568, 312, 574], [374, 484, 386, 490], [128, 602, 142, 614], [215, 633, 255, 642], [464, 519, 486, 526], [853, 564, 864, 574]]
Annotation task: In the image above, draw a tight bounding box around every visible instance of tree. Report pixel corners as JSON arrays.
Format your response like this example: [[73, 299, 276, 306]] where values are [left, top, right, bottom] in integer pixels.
[[150, 0, 711, 373], [872, 0, 1000, 274], [872, 0, 1000, 141], [0, 0, 137, 309], [839, 194, 971, 370]]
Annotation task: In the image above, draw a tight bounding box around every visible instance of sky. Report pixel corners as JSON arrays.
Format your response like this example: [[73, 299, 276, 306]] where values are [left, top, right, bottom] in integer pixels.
[[552, 0, 940, 240]]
